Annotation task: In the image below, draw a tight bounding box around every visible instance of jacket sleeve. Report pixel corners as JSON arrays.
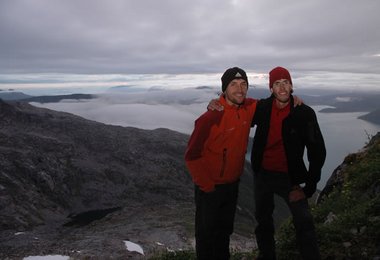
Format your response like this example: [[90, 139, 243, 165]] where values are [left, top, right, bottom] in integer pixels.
[[305, 109, 326, 184], [185, 111, 222, 192]]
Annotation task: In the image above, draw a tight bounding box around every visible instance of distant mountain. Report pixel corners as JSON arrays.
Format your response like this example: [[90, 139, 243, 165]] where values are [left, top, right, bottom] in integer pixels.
[[0, 100, 282, 258], [21, 93, 95, 103], [0, 91, 32, 100], [0, 92, 95, 103], [314, 93, 380, 125], [358, 108, 380, 125], [317, 93, 380, 113]]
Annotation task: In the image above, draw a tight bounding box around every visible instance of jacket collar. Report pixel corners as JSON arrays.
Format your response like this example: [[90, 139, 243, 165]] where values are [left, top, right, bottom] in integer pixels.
[[269, 94, 294, 111]]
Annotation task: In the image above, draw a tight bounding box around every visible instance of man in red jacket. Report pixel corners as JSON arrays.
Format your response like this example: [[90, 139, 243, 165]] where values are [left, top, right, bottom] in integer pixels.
[[185, 67, 257, 260]]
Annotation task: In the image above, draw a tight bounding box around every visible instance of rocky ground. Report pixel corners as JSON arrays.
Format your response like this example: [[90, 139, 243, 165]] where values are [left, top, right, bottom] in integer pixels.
[[0, 202, 257, 259]]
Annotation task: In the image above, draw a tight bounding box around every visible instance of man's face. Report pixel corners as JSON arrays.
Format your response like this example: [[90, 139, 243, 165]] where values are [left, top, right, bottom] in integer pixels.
[[224, 79, 248, 106], [271, 79, 292, 105]]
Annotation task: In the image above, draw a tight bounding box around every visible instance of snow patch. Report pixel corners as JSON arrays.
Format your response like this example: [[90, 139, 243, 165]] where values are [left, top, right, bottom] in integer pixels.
[[124, 240, 144, 255]]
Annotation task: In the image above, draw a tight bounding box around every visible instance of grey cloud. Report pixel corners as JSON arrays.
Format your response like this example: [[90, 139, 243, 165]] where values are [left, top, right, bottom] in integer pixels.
[[0, 0, 379, 75], [31, 87, 219, 134]]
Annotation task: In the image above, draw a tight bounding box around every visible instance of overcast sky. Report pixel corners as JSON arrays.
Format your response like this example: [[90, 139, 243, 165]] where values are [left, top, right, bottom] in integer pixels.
[[1, 0, 380, 91]]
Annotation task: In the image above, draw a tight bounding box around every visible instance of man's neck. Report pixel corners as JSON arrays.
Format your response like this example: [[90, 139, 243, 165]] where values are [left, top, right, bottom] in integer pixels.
[[223, 95, 243, 108], [275, 99, 289, 109]]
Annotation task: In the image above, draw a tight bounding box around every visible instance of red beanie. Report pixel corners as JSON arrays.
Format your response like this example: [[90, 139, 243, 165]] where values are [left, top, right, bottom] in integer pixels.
[[269, 67, 292, 89]]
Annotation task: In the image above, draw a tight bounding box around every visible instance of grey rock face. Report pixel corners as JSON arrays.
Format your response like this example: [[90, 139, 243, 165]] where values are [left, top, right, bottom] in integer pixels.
[[0, 100, 256, 258]]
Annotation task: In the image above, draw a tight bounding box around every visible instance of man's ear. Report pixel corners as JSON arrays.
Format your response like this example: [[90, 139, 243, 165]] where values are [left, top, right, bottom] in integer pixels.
[[270, 88, 273, 93]]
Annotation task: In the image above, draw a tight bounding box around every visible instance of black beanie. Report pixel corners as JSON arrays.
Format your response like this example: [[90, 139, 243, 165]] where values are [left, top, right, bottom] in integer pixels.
[[221, 67, 248, 92]]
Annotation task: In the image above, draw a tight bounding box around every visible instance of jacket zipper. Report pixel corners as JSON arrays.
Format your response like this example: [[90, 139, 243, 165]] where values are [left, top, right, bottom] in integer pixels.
[[220, 148, 227, 177]]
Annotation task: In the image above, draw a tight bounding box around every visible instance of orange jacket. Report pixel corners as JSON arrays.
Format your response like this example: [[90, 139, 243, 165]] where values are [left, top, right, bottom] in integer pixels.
[[185, 96, 257, 192]]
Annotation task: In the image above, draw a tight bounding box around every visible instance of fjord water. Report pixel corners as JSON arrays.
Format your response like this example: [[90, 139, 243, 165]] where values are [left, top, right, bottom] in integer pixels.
[[313, 106, 380, 189]]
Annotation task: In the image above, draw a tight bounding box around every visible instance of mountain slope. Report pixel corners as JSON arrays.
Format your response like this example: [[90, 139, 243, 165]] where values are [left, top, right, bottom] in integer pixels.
[[0, 99, 192, 226], [0, 99, 195, 258], [0, 100, 260, 258]]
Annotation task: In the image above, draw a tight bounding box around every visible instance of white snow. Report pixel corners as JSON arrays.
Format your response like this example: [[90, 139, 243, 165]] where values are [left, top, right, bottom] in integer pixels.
[[124, 240, 145, 255]]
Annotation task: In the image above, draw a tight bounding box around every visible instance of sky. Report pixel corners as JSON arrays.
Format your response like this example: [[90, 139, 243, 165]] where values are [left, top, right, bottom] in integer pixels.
[[0, 0, 380, 93]]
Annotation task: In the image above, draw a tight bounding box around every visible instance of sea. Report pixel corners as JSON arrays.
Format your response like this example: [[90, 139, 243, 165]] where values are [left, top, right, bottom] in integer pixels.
[[312, 106, 379, 189]]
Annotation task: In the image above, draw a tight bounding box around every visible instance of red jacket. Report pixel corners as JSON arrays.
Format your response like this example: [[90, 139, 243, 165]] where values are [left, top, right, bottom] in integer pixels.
[[185, 96, 257, 192]]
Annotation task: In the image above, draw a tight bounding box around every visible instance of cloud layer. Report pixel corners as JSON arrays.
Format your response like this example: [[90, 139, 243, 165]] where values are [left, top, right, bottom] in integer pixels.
[[31, 87, 220, 134], [1, 0, 379, 75]]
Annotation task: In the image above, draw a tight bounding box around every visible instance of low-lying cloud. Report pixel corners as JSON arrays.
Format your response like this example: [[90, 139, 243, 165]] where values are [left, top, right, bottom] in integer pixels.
[[32, 87, 220, 134]]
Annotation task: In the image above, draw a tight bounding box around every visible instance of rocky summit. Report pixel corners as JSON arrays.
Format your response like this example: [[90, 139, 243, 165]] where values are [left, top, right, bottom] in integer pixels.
[[0, 100, 257, 259]]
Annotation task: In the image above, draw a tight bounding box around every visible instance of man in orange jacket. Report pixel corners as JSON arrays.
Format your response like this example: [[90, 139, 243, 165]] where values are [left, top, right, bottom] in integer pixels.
[[185, 67, 257, 260]]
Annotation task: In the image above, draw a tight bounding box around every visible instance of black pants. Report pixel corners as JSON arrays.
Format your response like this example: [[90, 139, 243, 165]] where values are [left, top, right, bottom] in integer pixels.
[[254, 170, 320, 260], [194, 181, 239, 260]]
